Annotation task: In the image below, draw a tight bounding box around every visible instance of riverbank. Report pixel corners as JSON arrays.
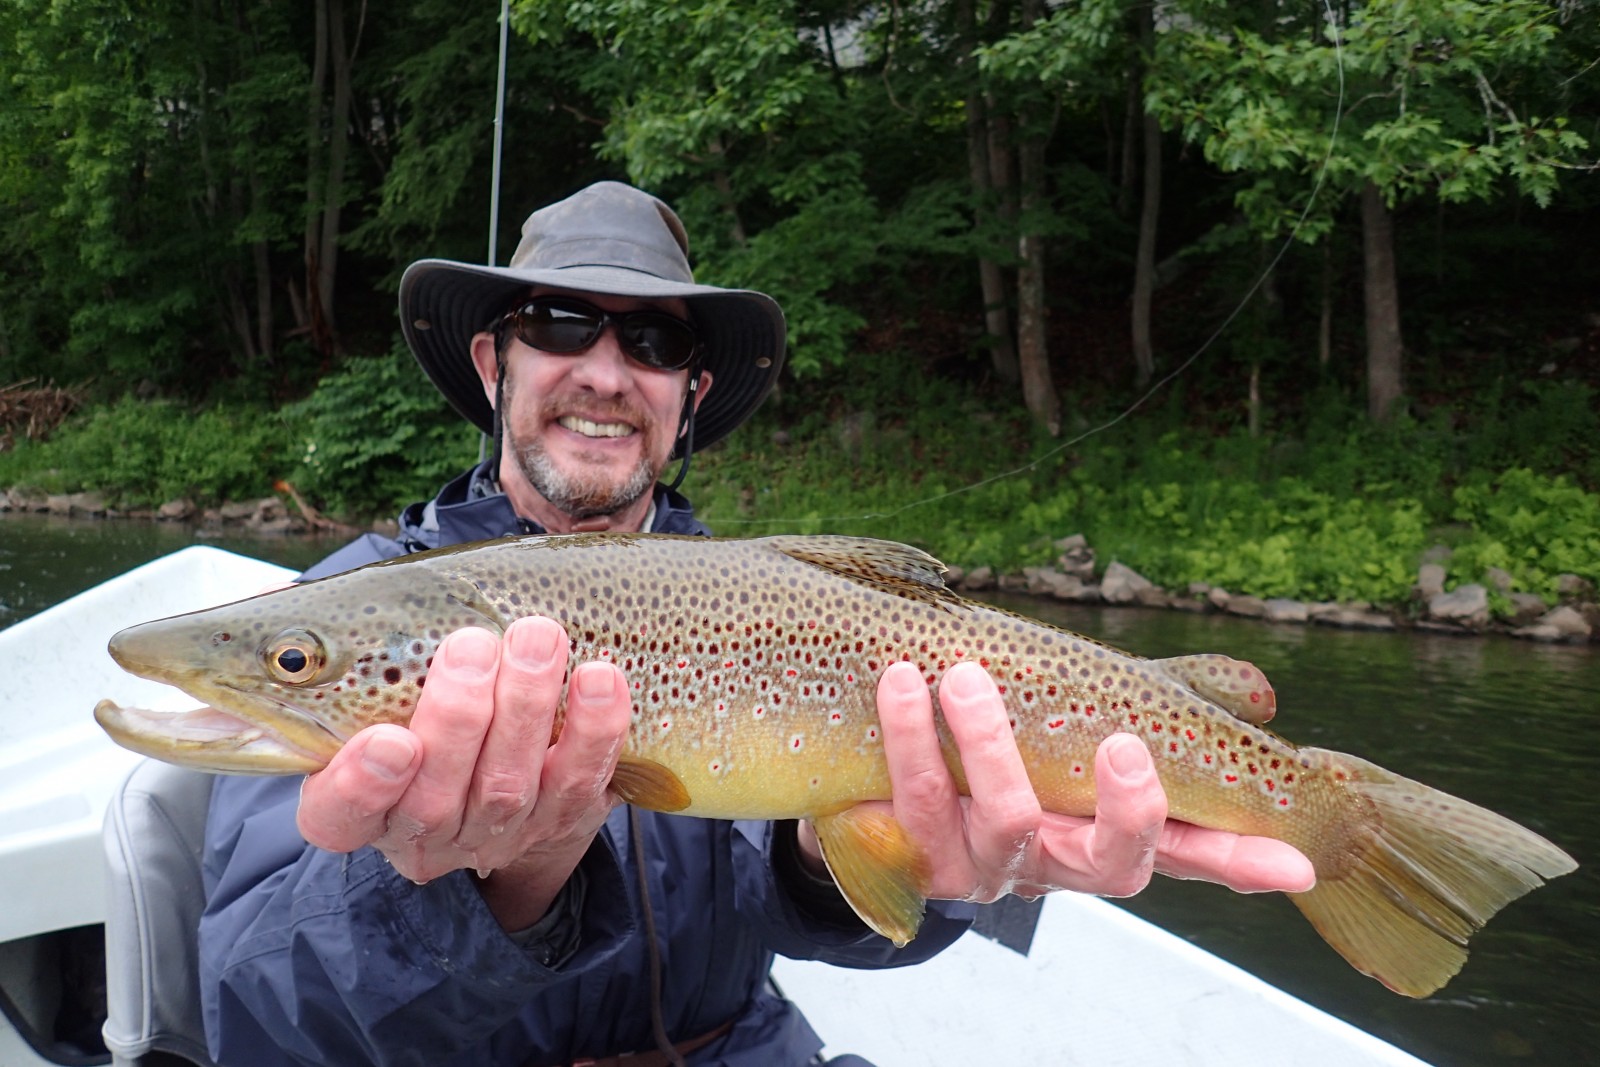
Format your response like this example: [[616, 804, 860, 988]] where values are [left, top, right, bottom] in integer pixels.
[[4, 361, 1598, 636], [5, 500, 1595, 647], [951, 533, 1599, 645]]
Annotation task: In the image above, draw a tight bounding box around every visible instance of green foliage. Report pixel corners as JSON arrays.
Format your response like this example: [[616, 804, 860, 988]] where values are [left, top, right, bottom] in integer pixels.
[[692, 361, 1600, 616], [0, 398, 292, 507], [1449, 469, 1600, 599], [285, 345, 481, 518]]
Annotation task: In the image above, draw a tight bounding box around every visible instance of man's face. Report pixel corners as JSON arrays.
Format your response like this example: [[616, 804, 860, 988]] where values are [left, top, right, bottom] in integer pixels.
[[470, 287, 712, 526]]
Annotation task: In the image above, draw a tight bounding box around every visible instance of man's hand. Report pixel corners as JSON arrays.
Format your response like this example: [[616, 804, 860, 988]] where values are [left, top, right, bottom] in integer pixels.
[[800, 660, 1315, 904], [295, 617, 632, 930]]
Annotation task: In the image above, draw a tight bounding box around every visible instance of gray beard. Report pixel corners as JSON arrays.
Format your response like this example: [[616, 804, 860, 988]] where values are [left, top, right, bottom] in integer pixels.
[[509, 434, 659, 520]]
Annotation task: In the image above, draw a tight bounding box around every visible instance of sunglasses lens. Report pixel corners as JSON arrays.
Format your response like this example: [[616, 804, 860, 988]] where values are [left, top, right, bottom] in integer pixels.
[[513, 301, 602, 353], [508, 299, 698, 370], [620, 316, 697, 370]]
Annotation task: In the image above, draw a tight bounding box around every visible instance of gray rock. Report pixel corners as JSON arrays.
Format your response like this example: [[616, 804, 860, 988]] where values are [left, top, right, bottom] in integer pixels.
[[45, 494, 74, 515], [1023, 568, 1082, 599], [1427, 584, 1490, 627], [1555, 574, 1595, 601], [1226, 595, 1267, 618], [1063, 583, 1102, 604], [942, 565, 966, 589], [1511, 623, 1569, 643], [1186, 581, 1212, 596], [1170, 597, 1209, 614], [219, 500, 258, 522], [1507, 593, 1548, 625], [158, 497, 196, 521], [960, 566, 995, 592], [1537, 606, 1592, 640], [1263, 598, 1309, 624], [1313, 607, 1397, 631], [1205, 587, 1232, 611], [64, 491, 107, 515], [1133, 585, 1170, 609], [1053, 534, 1087, 554], [996, 572, 1029, 593], [1415, 563, 1448, 599], [1419, 544, 1453, 566], [1484, 567, 1514, 594], [1100, 561, 1155, 605]]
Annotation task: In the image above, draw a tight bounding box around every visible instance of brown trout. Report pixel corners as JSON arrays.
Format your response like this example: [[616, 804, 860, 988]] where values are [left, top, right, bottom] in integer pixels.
[[94, 533, 1576, 997]]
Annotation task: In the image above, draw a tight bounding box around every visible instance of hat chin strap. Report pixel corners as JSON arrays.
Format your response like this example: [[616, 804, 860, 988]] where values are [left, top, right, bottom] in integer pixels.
[[665, 375, 699, 493]]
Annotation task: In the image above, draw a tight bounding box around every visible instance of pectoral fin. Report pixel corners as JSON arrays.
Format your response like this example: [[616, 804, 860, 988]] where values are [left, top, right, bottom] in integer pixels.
[[611, 757, 692, 812], [810, 808, 933, 947], [1153, 654, 1277, 725]]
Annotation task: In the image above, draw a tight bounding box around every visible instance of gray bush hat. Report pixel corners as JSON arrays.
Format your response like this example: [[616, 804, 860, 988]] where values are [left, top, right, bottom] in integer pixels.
[[399, 181, 786, 454]]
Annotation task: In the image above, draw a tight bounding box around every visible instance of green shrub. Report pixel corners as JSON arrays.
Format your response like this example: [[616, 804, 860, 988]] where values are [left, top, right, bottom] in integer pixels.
[[0, 397, 292, 506], [285, 343, 480, 518]]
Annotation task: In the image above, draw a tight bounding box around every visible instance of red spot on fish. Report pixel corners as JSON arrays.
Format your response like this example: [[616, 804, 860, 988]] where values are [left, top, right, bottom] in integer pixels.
[[1047, 719, 1066, 730], [1225, 774, 1239, 783], [1278, 798, 1290, 807], [1046, 684, 1058, 697], [1250, 692, 1261, 703], [786, 668, 798, 677], [1265, 779, 1276, 791], [980, 658, 990, 668], [1168, 742, 1179, 754], [846, 673, 855, 683], [1185, 729, 1196, 741]]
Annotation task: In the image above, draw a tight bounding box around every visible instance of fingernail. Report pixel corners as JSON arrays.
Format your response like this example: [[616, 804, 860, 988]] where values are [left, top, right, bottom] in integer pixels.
[[1107, 736, 1150, 781], [361, 732, 417, 780], [440, 628, 497, 676], [573, 663, 616, 703], [508, 618, 561, 666], [885, 661, 924, 697], [941, 662, 986, 699]]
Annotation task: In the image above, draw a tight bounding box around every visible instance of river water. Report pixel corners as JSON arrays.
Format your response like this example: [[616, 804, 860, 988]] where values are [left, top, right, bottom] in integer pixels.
[[2, 513, 1596, 1065]]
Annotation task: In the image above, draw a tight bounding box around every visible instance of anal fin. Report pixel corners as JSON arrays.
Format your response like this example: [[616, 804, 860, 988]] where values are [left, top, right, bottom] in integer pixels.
[[811, 808, 932, 947], [611, 757, 692, 812], [1153, 654, 1277, 724]]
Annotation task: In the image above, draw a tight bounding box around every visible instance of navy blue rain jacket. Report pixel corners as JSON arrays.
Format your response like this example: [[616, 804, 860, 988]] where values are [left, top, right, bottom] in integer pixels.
[[199, 464, 975, 1067]]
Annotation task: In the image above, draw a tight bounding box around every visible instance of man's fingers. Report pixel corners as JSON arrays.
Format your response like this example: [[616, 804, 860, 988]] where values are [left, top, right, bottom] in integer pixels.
[[1083, 733, 1167, 897], [297, 725, 420, 852], [384, 627, 500, 842], [937, 662, 1041, 899], [1156, 822, 1317, 893], [457, 618, 567, 852], [531, 662, 629, 829], [877, 662, 961, 841]]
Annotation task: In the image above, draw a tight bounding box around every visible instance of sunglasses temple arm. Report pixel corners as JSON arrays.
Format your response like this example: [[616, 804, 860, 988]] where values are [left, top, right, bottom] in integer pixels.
[[665, 379, 698, 493]]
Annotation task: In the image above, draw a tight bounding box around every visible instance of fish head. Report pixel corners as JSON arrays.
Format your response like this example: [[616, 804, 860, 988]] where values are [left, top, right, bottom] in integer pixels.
[[95, 561, 506, 774]]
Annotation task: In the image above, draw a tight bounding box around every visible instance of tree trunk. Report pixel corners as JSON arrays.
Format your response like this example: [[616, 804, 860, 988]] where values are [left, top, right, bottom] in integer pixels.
[[1130, 3, 1159, 386], [957, 0, 1018, 386], [1360, 181, 1404, 422], [317, 0, 352, 337], [1318, 240, 1332, 370], [1015, 0, 1058, 435]]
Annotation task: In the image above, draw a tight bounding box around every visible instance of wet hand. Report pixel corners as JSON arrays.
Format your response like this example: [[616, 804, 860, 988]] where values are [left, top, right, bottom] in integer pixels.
[[295, 617, 632, 927], [806, 660, 1314, 903]]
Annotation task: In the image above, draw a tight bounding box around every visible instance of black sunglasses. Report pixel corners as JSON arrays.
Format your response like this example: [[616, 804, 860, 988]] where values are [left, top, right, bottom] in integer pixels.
[[497, 296, 701, 372]]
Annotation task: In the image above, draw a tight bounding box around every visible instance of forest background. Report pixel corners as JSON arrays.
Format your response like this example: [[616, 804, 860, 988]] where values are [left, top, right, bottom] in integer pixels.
[[2, 0, 1598, 616]]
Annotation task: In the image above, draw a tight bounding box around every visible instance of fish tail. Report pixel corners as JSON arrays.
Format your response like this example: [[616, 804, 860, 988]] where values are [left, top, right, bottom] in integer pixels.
[[1288, 748, 1576, 998]]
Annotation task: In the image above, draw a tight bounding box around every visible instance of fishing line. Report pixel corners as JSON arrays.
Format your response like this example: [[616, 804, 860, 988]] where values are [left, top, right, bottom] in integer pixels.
[[706, 3, 1347, 529]]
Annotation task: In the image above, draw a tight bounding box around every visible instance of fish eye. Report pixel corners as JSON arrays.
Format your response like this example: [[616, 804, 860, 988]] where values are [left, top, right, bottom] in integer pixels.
[[262, 629, 328, 685]]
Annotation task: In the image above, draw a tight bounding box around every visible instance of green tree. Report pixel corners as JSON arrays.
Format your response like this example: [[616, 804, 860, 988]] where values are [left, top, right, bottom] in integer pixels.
[[1148, 0, 1591, 422]]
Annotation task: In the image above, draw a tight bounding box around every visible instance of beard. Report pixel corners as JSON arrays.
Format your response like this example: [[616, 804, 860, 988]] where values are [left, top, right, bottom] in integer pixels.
[[504, 386, 676, 520]]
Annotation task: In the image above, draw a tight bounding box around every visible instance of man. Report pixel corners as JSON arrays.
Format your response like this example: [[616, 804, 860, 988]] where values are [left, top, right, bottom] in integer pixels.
[[199, 182, 1313, 1066]]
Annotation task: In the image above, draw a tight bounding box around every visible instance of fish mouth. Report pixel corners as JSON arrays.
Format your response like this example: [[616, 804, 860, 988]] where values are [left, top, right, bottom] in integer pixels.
[[94, 688, 343, 775]]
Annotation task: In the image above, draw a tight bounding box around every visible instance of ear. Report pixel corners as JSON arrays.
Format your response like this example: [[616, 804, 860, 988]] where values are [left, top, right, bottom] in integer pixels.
[[469, 331, 500, 407], [690, 367, 714, 414]]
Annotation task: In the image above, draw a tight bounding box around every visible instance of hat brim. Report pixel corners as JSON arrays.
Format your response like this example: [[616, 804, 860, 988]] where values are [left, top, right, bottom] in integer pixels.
[[399, 260, 786, 456]]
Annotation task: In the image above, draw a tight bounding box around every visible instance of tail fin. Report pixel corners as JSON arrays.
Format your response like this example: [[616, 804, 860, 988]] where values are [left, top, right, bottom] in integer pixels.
[[1289, 748, 1576, 998]]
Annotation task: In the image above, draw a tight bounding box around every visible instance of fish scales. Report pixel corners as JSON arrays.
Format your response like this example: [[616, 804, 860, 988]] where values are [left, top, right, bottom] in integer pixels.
[[95, 532, 1577, 998]]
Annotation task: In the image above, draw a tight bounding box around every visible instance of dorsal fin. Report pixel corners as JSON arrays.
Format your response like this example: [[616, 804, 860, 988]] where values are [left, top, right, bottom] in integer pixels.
[[764, 535, 957, 603]]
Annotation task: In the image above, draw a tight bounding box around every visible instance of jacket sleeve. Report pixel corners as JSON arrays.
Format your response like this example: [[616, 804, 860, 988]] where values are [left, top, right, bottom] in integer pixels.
[[729, 819, 975, 968], [198, 776, 636, 1067]]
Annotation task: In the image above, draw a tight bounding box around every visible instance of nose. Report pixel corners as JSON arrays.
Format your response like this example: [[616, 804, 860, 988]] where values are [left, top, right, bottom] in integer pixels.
[[565, 326, 634, 396]]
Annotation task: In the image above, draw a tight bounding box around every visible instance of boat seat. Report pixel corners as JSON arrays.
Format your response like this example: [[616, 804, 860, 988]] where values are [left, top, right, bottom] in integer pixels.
[[101, 759, 218, 1067]]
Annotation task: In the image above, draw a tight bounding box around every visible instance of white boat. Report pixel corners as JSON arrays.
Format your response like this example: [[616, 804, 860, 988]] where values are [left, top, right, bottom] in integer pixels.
[[0, 546, 1433, 1066]]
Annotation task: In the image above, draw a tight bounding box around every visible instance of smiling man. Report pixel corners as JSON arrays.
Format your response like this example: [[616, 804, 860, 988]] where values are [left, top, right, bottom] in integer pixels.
[[196, 181, 1313, 1067]]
